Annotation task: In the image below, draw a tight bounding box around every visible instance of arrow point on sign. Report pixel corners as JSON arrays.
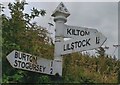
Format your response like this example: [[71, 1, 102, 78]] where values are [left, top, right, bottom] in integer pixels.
[[97, 32, 107, 47], [6, 50, 16, 68], [102, 35, 107, 46], [6, 50, 15, 59]]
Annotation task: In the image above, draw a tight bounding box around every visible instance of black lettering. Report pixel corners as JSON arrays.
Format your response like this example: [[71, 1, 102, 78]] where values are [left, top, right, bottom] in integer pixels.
[[67, 44, 71, 50], [80, 30, 84, 36], [21, 62, 25, 68], [21, 53, 26, 61], [17, 60, 21, 67], [67, 28, 90, 37], [86, 38, 91, 46], [78, 41, 81, 47], [26, 62, 30, 69], [18, 52, 22, 60], [39, 66, 42, 72], [51, 61, 53, 67], [14, 60, 18, 67], [29, 63, 32, 70], [15, 51, 18, 58], [50, 68, 53, 74], [67, 28, 71, 35], [73, 29, 78, 35], [74, 41, 78, 48], [26, 54, 30, 61], [72, 29, 75, 35], [96, 37, 100, 44], [43, 67, 46, 72], [64, 45, 66, 51], [82, 40, 86, 47], [85, 31, 90, 35], [76, 29, 80, 36], [26, 55, 29, 61], [71, 42, 74, 50]]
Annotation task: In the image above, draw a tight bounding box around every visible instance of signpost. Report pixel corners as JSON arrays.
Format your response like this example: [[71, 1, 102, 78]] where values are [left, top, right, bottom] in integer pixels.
[[6, 2, 107, 77], [60, 32, 107, 55], [52, 2, 107, 56], [63, 25, 98, 38], [52, 2, 70, 61], [6, 50, 62, 76]]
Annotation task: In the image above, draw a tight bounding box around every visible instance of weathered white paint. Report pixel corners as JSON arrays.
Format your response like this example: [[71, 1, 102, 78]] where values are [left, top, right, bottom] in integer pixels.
[[52, 2, 70, 37], [6, 50, 62, 76], [52, 2, 70, 60], [51, 2, 70, 18], [58, 32, 107, 55], [63, 25, 98, 38]]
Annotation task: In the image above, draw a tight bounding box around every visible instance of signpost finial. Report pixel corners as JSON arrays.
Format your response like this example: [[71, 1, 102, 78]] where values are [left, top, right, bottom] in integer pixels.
[[51, 2, 70, 18]]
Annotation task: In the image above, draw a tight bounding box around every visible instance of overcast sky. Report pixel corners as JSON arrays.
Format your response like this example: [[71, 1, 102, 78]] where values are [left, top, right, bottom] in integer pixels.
[[3, 2, 118, 58]]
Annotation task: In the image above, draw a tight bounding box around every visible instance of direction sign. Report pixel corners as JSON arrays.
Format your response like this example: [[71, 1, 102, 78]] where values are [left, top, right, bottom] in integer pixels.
[[6, 50, 62, 76], [63, 25, 98, 38], [58, 32, 107, 55]]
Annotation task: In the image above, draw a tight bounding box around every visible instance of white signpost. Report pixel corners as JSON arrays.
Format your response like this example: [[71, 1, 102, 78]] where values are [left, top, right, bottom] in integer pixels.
[[63, 25, 98, 38], [52, 2, 70, 61], [52, 2, 107, 56], [6, 2, 107, 77], [60, 32, 107, 55], [6, 50, 62, 76]]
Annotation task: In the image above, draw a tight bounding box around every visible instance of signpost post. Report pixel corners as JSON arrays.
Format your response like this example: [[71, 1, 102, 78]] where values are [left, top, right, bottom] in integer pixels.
[[51, 2, 70, 60]]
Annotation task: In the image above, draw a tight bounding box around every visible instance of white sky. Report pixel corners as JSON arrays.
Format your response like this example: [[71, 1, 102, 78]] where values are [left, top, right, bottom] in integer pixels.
[[0, 0, 119, 2], [2, 1, 119, 58]]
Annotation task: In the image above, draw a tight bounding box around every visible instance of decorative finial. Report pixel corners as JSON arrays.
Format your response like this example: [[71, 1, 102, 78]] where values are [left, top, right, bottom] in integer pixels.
[[51, 2, 70, 18]]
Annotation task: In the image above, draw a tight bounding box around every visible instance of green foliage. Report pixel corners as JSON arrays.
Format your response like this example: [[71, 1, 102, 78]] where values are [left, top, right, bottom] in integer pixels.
[[2, 1, 51, 84], [37, 75, 51, 83], [62, 51, 120, 83]]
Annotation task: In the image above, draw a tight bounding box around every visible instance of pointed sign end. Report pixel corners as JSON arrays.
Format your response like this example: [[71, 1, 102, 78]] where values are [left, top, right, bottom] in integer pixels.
[[6, 50, 16, 68], [98, 32, 107, 47]]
